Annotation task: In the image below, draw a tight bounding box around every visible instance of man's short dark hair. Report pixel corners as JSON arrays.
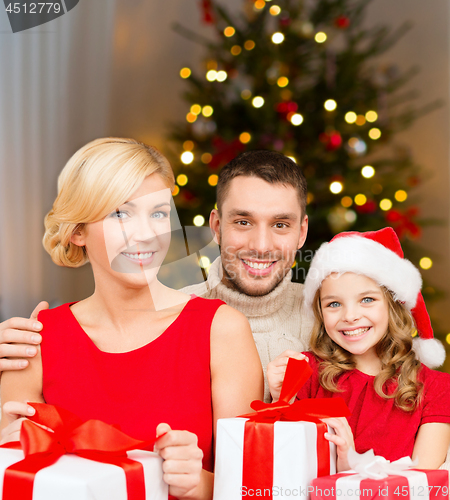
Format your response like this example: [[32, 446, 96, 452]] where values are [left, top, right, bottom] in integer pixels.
[[216, 150, 308, 217]]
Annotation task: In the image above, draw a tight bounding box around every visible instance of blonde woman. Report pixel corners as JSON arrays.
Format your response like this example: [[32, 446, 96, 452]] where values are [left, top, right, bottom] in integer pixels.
[[0, 138, 263, 500]]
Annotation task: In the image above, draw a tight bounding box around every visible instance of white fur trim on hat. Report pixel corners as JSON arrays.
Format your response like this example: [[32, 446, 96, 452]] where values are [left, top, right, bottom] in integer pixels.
[[412, 338, 446, 369], [304, 235, 422, 312]]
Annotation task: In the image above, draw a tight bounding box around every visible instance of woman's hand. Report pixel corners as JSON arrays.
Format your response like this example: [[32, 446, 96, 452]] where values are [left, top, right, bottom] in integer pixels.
[[155, 423, 208, 500], [0, 401, 36, 444], [321, 417, 355, 472], [267, 350, 307, 402]]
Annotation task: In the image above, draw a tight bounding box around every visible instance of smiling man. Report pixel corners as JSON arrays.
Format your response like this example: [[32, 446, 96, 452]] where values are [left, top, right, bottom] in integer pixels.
[[182, 150, 313, 400]]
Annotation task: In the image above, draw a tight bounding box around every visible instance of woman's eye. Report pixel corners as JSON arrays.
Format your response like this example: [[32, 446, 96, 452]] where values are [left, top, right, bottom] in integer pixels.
[[362, 297, 374, 304], [110, 210, 129, 220], [151, 211, 169, 219]]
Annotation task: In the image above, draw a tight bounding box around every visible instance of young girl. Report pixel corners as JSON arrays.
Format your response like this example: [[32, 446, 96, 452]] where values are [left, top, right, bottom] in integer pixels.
[[268, 227, 450, 472], [0, 137, 263, 500]]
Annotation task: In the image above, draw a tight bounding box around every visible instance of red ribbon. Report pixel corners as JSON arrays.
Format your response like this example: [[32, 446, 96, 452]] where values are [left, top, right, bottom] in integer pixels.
[[1, 403, 158, 500], [239, 358, 351, 500]]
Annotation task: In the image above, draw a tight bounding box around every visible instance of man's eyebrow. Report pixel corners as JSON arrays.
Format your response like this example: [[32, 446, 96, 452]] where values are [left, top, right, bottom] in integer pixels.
[[226, 209, 298, 220], [227, 209, 253, 217], [274, 212, 298, 220]]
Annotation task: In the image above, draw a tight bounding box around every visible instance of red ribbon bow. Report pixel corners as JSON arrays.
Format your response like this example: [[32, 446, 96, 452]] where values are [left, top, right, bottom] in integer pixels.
[[238, 358, 351, 500], [2, 403, 157, 500]]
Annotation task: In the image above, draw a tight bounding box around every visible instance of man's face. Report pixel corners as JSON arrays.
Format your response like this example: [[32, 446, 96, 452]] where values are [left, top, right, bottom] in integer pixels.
[[210, 176, 308, 296]]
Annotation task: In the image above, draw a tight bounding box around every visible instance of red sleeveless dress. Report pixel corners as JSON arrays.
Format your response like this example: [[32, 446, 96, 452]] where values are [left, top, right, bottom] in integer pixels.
[[38, 296, 225, 472]]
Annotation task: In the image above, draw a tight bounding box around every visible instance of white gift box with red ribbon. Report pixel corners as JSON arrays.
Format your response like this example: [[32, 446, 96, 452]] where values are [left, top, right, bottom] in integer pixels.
[[214, 417, 337, 500], [311, 450, 449, 500], [0, 447, 168, 500]]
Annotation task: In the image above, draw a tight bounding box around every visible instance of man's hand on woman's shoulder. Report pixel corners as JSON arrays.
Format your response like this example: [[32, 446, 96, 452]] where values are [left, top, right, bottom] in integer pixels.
[[0, 301, 48, 371]]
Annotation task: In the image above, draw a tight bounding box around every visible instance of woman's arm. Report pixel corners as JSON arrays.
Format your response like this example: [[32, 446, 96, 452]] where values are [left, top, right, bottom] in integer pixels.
[[210, 305, 263, 422], [412, 422, 450, 468], [0, 346, 44, 435]]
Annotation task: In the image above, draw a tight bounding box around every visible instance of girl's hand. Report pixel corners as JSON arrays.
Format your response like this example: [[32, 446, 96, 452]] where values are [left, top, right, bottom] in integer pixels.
[[321, 417, 355, 472], [0, 401, 35, 444], [267, 350, 307, 402], [154, 423, 205, 500]]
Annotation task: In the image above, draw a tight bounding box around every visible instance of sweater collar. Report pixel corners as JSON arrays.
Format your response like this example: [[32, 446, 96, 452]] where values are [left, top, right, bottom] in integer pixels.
[[206, 257, 293, 318]]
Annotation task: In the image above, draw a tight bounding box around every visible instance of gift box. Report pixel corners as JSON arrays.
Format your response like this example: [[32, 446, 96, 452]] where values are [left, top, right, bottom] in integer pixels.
[[0, 403, 168, 500], [0, 447, 167, 500], [311, 451, 449, 500], [213, 359, 351, 500]]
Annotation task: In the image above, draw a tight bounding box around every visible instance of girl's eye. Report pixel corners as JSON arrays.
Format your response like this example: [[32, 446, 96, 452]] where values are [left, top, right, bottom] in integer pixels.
[[151, 211, 169, 219], [362, 297, 374, 304], [328, 301, 341, 308]]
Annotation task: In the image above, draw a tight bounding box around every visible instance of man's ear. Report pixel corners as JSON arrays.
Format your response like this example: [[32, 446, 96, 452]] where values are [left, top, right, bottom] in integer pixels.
[[70, 224, 86, 247], [209, 209, 221, 245], [297, 215, 308, 250]]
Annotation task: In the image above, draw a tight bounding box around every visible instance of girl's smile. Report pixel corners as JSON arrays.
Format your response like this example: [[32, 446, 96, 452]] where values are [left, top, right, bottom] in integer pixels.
[[320, 272, 389, 371]]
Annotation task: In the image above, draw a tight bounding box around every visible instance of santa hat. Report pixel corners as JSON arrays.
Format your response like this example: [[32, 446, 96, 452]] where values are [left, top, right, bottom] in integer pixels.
[[303, 227, 446, 368]]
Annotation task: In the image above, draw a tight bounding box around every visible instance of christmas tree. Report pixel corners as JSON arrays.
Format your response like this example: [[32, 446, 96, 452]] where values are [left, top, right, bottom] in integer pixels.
[[168, 0, 440, 293]]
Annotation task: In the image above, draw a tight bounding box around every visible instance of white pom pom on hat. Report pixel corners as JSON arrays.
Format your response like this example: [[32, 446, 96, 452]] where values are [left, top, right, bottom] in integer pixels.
[[303, 227, 445, 368]]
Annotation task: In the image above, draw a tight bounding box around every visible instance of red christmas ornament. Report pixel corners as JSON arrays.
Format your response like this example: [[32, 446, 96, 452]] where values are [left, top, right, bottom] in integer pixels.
[[334, 15, 350, 29], [355, 199, 377, 214], [182, 190, 196, 202], [385, 207, 421, 239], [407, 175, 421, 187], [199, 0, 215, 24], [279, 18, 291, 27], [276, 101, 298, 121], [209, 136, 246, 169], [319, 131, 342, 151]]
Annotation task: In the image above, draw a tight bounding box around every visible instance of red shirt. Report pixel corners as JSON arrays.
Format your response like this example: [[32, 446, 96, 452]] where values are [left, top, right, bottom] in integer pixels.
[[297, 352, 450, 461], [39, 297, 225, 472]]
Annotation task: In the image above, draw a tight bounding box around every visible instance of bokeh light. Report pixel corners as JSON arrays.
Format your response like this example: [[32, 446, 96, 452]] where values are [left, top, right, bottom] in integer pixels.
[[395, 190, 408, 202], [379, 198, 392, 211], [239, 132, 252, 143], [361, 165, 375, 178], [354, 194, 367, 205], [193, 215, 205, 227], [272, 32, 285, 44], [419, 257, 433, 270], [252, 96, 265, 108], [180, 67, 191, 79], [315, 32, 327, 43], [208, 174, 219, 186], [369, 128, 381, 140], [324, 99, 337, 111], [345, 112, 357, 124], [177, 174, 188, 186], [290, 113, 304, 126], [330, 181, 343, 194]]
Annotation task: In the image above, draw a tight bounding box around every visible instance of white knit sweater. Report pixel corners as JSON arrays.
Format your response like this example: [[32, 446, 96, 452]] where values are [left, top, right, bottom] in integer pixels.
[[181, 257, 314, 402]]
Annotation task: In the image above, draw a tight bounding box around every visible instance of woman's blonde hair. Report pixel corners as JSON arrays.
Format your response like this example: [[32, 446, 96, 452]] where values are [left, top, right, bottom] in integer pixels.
[[43, 138, 175, 268], [310, 284, 423, 412]]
